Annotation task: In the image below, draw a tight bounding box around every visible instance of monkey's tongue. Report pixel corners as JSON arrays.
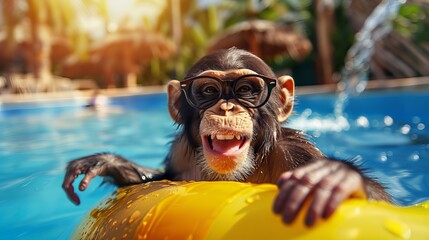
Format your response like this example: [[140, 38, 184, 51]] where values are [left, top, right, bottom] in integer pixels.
[[211, 139, 243, 154]]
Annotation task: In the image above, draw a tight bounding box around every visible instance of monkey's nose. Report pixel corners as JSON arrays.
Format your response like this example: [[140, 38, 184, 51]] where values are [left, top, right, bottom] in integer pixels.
[[220, 101, 234, 111]]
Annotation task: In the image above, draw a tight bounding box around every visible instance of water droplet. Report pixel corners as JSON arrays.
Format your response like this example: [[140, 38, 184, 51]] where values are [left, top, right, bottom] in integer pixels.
[[90, 209, 101, 218], [303, 108, 312, 117], [116, 192, 127, 200], [356, 116, 369, 128], [364, 38, 373, 48], [379, 152, 388, 162], [384, 116, 393, 126], [384, 219, 411, 239], [246, 197, 254, 204], [129, 210, 141, 224], [337, 81, 346, 91], [417, 123, 425, 130], [136, 194, 144, 199], [400, 124, 411, 134], [409, 153, 420, 161], [417, 201, 429, 209], [356, 81, 367, 93], [412, 116, 421, 124]]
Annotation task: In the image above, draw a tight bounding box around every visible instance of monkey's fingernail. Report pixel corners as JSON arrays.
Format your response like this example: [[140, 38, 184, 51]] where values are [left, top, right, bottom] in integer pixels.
[[282, 214, 294, 224], [273, 203, 279, 213], [305, 213, 315, 226], [323, 207, 334, 219]]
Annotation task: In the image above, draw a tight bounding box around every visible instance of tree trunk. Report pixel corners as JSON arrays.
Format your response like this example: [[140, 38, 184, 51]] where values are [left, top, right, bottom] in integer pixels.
[[315, 0, 335, 84], [29, 23, 52, 92]]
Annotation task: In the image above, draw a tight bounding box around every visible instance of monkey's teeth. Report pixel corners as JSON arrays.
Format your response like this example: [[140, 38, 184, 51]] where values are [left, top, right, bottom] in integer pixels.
[[216, 134, 234, 140], [208, 134, 244, 141]]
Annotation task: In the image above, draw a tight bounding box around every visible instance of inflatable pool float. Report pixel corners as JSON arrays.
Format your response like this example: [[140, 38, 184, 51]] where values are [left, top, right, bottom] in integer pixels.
[[72, 181, 429, 240]]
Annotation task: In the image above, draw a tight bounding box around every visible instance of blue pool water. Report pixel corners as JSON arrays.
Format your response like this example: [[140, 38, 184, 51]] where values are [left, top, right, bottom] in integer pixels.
[[0, 90, 428, 239]]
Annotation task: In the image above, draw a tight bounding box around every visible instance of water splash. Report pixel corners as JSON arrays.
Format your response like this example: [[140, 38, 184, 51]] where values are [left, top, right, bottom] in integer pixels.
[[334, 0, 407, 124]]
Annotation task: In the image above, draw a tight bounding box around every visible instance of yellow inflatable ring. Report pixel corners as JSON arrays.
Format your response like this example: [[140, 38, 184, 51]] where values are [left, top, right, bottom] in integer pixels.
[[72, 181, 429, 240]]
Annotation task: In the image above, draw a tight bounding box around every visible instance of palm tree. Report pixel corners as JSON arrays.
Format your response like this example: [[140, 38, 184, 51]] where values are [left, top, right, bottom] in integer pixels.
[[1, 0, 107, 92]]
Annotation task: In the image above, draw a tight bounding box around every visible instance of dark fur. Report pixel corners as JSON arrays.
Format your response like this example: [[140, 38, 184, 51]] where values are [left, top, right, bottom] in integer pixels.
[[177, 48, 283, 156], [65, 48, 391, 202]]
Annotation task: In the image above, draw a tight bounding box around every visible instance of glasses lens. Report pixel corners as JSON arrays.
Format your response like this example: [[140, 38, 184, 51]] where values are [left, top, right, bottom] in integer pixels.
[[189, 77, 222, 109], [234, 76, 268, 107]]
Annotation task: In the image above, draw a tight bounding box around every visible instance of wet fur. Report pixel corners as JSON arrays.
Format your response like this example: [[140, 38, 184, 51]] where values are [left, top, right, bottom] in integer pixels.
[[66, 48, 391, 202]]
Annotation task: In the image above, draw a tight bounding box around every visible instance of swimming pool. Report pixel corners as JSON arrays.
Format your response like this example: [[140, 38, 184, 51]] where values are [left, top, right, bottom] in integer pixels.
[[0, 89, 428, 239]]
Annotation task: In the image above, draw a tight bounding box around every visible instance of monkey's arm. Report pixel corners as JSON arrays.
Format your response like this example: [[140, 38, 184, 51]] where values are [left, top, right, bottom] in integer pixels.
[[273, 158, 391, 227], [62, 153, 165, 205], [271, 129, 391, 226]]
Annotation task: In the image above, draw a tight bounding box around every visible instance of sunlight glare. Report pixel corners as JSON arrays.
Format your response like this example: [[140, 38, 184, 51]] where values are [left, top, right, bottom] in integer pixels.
[[107, 0, 166, 31]]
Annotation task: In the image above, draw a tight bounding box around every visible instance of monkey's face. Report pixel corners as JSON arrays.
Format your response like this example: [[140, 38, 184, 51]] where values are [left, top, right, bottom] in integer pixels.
[[187, 69, 271, 178], [168, 66, 294, 181], [199, 99, 254, 175]]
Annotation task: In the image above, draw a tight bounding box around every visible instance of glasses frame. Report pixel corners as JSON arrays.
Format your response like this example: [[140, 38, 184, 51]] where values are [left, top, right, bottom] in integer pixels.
[[180, 74, 277, 109]]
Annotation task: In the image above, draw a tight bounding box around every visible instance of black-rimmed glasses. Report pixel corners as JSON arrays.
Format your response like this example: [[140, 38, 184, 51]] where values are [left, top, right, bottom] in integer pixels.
[[180, 74, 276, 109]]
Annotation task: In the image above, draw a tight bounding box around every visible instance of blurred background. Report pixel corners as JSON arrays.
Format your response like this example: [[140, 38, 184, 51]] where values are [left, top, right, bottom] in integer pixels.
[[1, 2, 429, 239], [0, 0, 428, 93]]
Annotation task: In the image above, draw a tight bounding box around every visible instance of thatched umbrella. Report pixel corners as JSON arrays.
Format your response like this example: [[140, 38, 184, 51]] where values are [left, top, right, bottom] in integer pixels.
[[206, 20, 312, 61], [89, 30, 176, 88], [64, 30, 176, 88], [90, 31, 176, 64], [50, 37, 72, 64]]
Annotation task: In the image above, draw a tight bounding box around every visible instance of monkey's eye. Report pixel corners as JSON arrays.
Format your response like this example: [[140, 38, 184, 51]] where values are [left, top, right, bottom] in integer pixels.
[[235, 77, 267, 107], [202, 85, 219, 95], [236, 84, 252, 94], [235, 79, 262, 97], [189, 78, 222, 108]]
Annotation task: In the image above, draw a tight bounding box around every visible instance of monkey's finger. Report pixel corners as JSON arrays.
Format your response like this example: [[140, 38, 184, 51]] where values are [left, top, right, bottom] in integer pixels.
[[323, 171, 364, 219], [274, 161, 329, 215], [62, 182, 81, 205], [276, 160, 325, 187], [280, 184, 312, 224], [62, 168, 83, 204], [305, 169, 346, 226], [273, 178, 297, 214], [278, 164, 337, 223], [274, 170, 310, 214], [79, 168, 100, 191]]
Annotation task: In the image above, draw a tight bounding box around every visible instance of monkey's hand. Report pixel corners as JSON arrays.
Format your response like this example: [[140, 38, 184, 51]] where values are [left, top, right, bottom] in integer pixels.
[[62, 153, 161, 205], [273, 159, 366, 226]]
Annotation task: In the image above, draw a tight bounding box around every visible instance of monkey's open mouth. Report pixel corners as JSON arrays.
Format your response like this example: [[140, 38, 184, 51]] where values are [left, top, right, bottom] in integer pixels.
[[203, 134, 249, 156]]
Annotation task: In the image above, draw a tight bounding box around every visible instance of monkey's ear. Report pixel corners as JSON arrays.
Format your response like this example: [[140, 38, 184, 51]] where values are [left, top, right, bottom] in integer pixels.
[[276, 75, 295, 122], [167, 80, 182, 123]]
